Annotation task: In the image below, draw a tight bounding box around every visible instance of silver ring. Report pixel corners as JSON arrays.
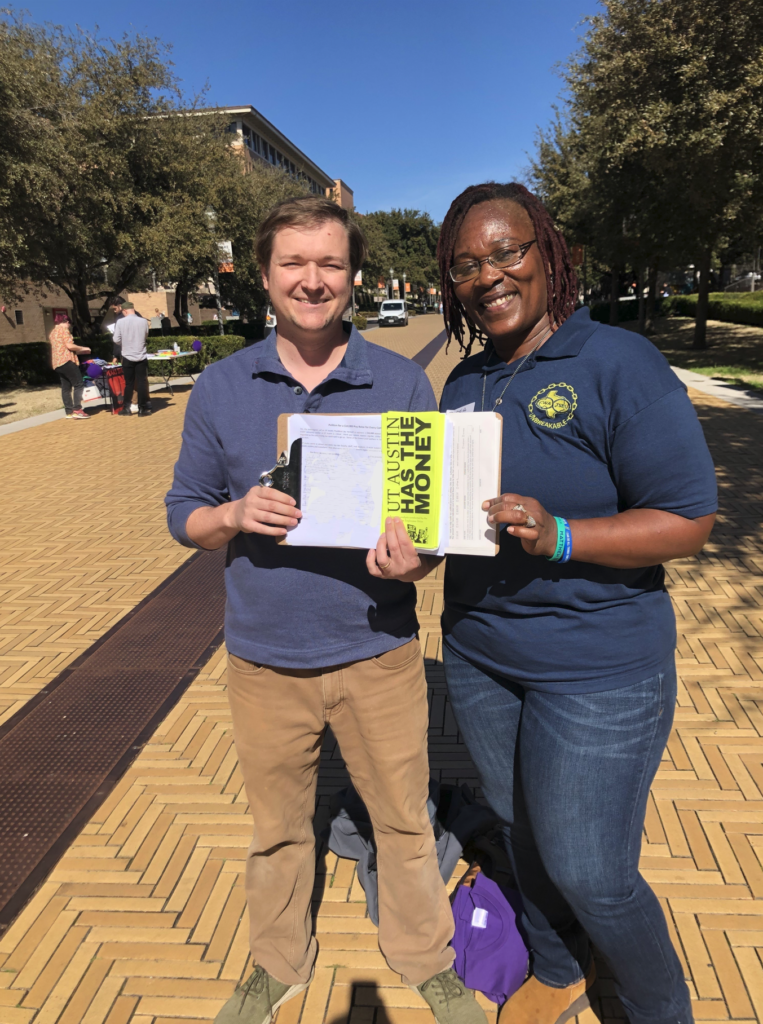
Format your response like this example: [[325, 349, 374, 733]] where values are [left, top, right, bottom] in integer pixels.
[[512, 503, 536, 529]]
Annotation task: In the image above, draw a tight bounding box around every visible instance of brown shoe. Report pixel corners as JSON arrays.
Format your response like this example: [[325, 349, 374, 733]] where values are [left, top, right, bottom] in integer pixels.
[[498, 964, 595, 1024]]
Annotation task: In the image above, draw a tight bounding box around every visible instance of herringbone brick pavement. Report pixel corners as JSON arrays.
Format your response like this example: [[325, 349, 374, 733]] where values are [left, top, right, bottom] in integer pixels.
[[1, 321, 762, 1024], [0, 393, 194, 729]]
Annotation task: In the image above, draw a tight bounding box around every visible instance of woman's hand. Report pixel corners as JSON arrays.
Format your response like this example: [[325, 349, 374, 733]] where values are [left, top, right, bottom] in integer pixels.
[[367, 517, 437, 582], [483, 495, 717, 568], [483, 492, 557, 558]]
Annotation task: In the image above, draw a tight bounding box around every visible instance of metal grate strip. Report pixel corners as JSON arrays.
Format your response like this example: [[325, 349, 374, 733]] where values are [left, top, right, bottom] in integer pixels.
[[0, 546, 227, 932]]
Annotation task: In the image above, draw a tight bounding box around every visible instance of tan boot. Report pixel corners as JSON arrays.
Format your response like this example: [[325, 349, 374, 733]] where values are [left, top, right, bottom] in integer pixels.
[[498, 963, 595, 1024]]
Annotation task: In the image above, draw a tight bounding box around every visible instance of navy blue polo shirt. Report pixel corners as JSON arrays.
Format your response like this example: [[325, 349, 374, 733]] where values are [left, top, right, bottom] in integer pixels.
[[165, 326, 437, 668], [439, 307, 717, 693]]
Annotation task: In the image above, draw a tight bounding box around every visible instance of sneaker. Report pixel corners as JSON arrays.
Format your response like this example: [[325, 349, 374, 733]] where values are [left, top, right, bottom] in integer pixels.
[[138, 408, 152, 417], [118, 407, 132, 416], [414, 969, 487, 1024], [214, 963, 313, 1024], [70, 409, 89, 419]]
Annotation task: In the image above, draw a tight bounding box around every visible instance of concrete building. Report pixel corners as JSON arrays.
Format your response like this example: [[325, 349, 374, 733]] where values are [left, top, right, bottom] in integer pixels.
[[1, 103, 353, 347], [221, 105, 351, 210]]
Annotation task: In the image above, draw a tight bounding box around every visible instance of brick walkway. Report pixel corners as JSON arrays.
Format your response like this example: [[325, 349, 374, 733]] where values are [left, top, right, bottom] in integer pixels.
[[1, 322, 762, 1024]]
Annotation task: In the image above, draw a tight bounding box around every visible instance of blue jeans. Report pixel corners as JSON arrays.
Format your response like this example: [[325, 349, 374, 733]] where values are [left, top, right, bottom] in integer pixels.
[[442, 643, 692, 1024]]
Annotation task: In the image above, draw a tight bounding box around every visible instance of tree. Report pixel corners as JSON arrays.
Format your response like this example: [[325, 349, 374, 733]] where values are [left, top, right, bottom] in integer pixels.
[[0, 11, 302, 335], [354, 209, 440, 305], [533, 0, 763, 347]]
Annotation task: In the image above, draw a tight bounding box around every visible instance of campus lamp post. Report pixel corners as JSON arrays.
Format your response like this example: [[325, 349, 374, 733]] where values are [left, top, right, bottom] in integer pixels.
[[389, 268, 395, 300], [204, 205, 225, 337]]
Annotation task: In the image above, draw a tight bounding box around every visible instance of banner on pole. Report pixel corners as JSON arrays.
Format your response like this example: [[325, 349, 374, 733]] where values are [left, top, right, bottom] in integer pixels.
[[218, 240, 234, 273]]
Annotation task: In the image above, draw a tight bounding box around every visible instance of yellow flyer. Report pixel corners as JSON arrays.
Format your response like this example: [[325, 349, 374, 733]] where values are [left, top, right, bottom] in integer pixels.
[[381, 412, 444, 549]]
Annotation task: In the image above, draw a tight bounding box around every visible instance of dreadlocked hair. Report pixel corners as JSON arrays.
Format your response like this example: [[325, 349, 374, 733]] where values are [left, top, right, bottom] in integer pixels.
[[437, 182, 578, 356]]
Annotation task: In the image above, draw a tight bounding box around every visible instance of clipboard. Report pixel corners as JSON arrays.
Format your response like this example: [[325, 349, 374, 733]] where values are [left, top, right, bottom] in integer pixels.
[[262, 411, 503, 556]]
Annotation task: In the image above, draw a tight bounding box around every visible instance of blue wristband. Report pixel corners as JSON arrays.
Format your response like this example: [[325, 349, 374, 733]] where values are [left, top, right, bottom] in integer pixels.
[[547, 517, 572, 563], [560, 519, 572, 563]]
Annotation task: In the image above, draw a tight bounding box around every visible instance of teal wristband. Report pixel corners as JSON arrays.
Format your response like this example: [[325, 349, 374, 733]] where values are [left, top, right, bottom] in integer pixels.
[[547, 516, 566, 562]]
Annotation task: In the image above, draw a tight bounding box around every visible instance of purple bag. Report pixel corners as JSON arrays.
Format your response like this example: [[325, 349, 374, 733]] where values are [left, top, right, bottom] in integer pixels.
[[452, 872, 529, 1005]]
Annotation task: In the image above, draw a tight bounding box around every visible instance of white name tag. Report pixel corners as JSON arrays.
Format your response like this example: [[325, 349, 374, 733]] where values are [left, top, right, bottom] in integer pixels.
[[471, 907, 489, 929], [446, 402, 476, 413]]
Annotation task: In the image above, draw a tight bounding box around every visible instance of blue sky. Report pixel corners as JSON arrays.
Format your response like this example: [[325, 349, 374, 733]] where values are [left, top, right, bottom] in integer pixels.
[[18, 0, 601, 220]]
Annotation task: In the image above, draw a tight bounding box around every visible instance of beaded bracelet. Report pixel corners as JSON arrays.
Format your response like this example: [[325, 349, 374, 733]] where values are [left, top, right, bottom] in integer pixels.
[[547, 517, 573, 564]]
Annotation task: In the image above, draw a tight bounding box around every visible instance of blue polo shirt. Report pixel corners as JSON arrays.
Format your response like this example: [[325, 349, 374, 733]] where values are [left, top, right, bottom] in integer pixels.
[[166, 326, 436, 668], [440, 307, 717, 693]]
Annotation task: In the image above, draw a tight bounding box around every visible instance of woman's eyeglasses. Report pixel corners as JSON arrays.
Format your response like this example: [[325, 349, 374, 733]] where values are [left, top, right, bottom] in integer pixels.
[[449, 240, 537, 284]]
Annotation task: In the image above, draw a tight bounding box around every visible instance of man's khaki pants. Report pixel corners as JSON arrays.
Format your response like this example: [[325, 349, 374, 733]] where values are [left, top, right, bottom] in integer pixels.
[[225, 638, 455, 988]]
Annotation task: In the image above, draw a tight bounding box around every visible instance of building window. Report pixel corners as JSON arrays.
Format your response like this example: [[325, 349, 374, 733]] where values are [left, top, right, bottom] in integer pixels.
[[268, 144, 276, 165], [14, 310, 23, 325]]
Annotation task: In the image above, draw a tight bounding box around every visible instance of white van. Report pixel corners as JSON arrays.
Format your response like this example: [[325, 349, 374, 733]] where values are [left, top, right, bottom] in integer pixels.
[[378, 300, 408, 327]]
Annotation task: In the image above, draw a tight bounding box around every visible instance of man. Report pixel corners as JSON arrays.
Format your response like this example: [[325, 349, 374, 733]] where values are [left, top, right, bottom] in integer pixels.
[[165, 196, 485, 1024], [113, 301, 151, 416], [108, 299, 125, 365]]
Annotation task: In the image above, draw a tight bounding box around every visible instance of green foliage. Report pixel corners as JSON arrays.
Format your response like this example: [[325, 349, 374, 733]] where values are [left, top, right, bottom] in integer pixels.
[[353, 209, 440, 301], [0, 343, 57, 386], [588, 300, 640, 323], [661, 293, 763, 327], [531, 0, 763, 346], [0, 11, 305, 336], [351, 314, 368, 330], [0, 333, 248, 387]]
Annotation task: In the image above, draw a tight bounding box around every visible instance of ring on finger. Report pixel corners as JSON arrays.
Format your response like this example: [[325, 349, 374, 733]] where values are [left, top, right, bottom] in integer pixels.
[[512, 503, 536, 529], [378, 560, 391, 570]]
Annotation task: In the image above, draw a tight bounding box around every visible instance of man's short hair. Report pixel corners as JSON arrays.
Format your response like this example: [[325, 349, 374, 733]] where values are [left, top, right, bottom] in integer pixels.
[[255, 196, 367, 276], [121, 301, 135, 309]]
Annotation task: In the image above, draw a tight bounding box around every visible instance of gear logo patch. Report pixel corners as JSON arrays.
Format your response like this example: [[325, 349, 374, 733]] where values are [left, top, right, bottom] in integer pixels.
[[528, 383, 577, 430]]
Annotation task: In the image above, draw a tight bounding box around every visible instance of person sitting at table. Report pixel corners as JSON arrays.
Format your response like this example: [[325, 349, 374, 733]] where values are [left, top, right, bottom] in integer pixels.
[[113, 302, 151, 417]]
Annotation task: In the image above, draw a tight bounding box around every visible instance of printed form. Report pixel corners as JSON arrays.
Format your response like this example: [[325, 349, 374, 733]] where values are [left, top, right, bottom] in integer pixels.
[[286, 414, 382, 549]]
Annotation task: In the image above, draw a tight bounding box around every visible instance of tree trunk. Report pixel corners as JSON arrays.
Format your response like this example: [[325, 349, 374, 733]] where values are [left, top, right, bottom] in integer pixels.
[[693, 249, 712, 350], [637, 266, 647, 335], [645, 266, 658, 334], [174, 286, 189, 329], [609, 266, 619, 326], [69, 278, 95, 339]]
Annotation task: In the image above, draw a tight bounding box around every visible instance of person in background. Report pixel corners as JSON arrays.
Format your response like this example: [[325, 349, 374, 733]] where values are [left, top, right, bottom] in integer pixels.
[[161, 312, 173, 335], [50, 315, 91, 420], [108, 299, 126, 364], [113, 301, 151, 417]]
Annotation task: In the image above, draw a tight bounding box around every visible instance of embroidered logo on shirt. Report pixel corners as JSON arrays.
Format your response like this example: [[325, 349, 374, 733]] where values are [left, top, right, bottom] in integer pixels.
[[528, 383, 577, 429]]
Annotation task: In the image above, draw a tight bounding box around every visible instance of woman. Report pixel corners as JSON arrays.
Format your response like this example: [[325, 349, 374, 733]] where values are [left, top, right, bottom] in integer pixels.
[[440, 182, 717, 1024], [370, 183, 715, 1024], [49, 315, 91, 419]]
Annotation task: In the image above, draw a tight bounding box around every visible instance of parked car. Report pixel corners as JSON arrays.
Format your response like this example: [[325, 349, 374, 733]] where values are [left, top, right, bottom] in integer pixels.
[[378, 300, 408, 327]]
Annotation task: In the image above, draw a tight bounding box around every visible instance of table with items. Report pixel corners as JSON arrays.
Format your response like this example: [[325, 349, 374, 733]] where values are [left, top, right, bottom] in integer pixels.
[[146, 350, 202, 395]]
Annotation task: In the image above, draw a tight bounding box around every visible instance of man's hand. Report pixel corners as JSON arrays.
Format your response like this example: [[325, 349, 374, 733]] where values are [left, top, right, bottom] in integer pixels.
[[483, 492, 557, 557], [367, 517, 441, 582], [186, 485, 301, 550], [231, 485, 302, 537]]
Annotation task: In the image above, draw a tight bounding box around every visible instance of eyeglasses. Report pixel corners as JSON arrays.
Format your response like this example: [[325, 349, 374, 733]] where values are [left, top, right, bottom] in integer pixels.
[[449, 240, 537, 284]]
